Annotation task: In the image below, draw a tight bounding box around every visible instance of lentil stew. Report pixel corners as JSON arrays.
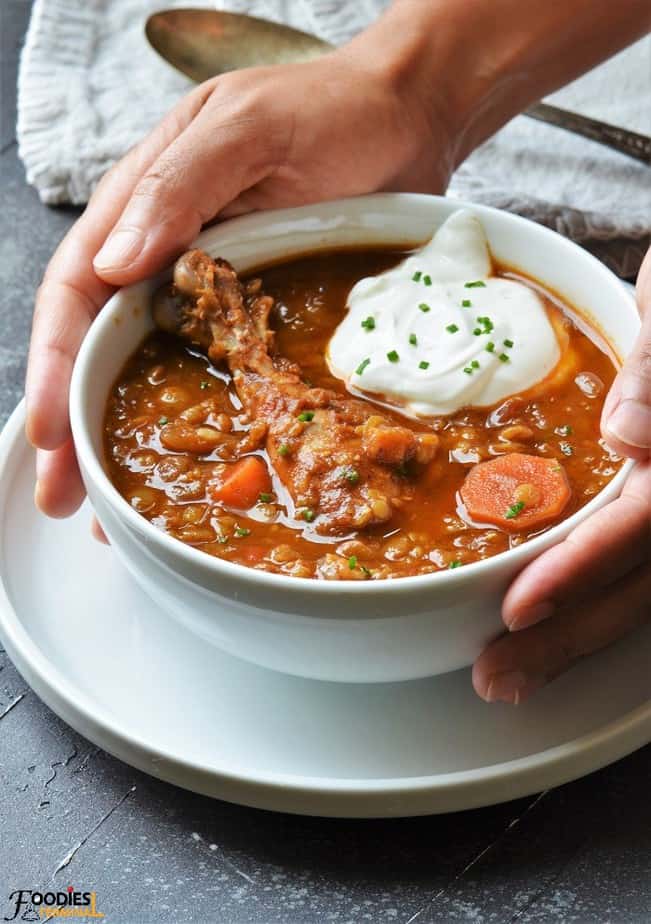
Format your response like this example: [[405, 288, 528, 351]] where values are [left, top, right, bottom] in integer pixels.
[[103, 247, 622, 580]]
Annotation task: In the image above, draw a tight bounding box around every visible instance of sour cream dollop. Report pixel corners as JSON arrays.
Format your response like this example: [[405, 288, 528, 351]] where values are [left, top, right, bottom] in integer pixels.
[[327, 210, 561, 417]]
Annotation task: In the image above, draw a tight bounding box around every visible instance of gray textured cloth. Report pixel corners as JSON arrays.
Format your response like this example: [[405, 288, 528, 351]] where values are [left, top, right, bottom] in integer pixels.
[[17, 0, 651, 251]]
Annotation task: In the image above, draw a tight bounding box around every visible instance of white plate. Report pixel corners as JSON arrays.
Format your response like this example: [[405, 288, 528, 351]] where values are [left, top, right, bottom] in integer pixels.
[[1, 401, 650, 817]]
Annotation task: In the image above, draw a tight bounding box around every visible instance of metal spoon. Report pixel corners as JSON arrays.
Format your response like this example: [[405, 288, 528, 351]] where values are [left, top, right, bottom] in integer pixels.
[[146, 8, 650, 166]]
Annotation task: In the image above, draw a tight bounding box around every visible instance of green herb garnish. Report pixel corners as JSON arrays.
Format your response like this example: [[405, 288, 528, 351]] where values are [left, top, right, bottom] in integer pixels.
[[471, 360, 480, 369], [361, 316, 376, 331], [412, 271, 422, 282], [158, 416, 169, 426], [449, 560, 462, 569], [343, 467, 360, 485], [446, 324, 459, 334], [387, 350, 400, 363], [473, 328, 482, 336], [463, 367, 473, 375], [505, 501, 525, 520], [485, 341, 495, 353], [234, 526, 251, 537], [259, 492, 273, 503], [419, 361, 430, 370], [462, 299, 472, 308], [409, 333, 418, 346], [423, 274, 432, 286], [297, 411, 315, 422], [301, 508, 316, 523], [348, 555, 358, 570], [476, 316, 494, 333], [503, 338, 514, 349], [356, 357, 371, 375], [278, 443, 291, 457], [499, 353, 510, 363], [465, 280, 486, 288], [418, 302, 431, 313]]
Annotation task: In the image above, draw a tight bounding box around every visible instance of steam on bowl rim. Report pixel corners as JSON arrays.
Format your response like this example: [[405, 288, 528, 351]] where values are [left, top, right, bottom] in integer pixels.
[[69, 193, 638, 598]]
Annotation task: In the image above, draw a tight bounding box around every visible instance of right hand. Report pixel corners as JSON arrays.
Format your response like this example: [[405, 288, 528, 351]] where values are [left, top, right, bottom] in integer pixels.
[[26, 49, 452, 517]]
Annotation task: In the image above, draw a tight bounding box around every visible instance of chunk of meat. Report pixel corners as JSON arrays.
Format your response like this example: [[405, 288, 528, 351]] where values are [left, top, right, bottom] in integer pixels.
[[460, 453, 571, 532], [153, 250, 439, 534]]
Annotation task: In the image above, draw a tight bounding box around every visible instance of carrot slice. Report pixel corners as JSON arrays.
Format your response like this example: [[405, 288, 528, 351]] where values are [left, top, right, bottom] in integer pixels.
[[209, 456, 272, 509], [460, 453, 571, 532]]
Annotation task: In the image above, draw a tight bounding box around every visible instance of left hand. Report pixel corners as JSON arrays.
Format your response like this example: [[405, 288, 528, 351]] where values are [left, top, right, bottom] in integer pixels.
[[474, 247, 651, 704]]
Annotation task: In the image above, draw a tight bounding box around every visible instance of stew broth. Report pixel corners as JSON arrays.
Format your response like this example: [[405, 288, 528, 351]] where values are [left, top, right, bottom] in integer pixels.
[[104, 248, 621, 580]]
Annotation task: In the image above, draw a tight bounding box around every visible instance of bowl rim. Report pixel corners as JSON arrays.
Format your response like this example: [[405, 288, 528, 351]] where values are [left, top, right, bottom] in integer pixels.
[[69, 192, 638, 598]]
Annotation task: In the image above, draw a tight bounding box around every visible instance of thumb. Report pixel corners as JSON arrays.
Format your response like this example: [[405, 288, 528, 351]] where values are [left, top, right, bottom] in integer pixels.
[[93, 84, 284, 285], [602, 247, 651, 460]]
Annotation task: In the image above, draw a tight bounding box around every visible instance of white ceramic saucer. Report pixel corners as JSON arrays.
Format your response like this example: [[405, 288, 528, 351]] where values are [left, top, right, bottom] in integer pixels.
[[1, 401, 650, 817]]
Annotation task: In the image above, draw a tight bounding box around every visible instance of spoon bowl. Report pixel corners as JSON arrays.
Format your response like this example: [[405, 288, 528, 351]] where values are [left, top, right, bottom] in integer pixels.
[[146, 8, 332, 83]]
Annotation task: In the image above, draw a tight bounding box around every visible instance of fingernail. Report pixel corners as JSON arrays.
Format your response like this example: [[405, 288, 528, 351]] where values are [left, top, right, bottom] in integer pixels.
[[486, 670, 544, 705], [606, 400, 651, 449], [507, 600, 555, 632], [94, 227, 145, 271]]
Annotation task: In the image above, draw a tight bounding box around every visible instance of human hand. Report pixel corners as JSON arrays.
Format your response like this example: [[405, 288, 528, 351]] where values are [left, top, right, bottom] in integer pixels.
[[474, 248, 651, 704], [25, 49, 451, 517]]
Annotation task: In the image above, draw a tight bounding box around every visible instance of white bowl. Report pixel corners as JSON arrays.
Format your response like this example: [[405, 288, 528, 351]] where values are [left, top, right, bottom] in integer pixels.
[[70, 194, 638, 683]]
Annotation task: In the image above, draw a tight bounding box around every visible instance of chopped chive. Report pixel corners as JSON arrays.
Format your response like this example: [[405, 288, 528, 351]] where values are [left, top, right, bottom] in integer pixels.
[[412, 271, 422, 282], [423, 274, 432, 286], [387, 350, 400, 363], [348, 555, 358, 570], [356, 357, 371, 375], [446, 323, 459, 334], [473, 328, 482, 336], [234, 526, 251, 537], [419, 361, 430, 370], [463, 367, 473, 375], [465, 280, 486, 288], [301, 508, 316, 523], [499, 353, 510, 363], [259, 492, 273, 503], [278, 443, 291, 457], [449, 560, 462, 569], [409, 333, 418, 346], [217, 534, 229, 544], [471, 360, 480, 369], [505, 501, 525, 520], [297, 410, 315, 422], [486, 341, 495, 353], [199, 380, 210, 390], [360, 565, 372, 577], [462, 298, 472, 308], [560, 441, 573, 456], [503, 338, 514, 349], [158, 416, 169, 426], [418, 302, 431, 313], [343, 467, 360, 485], [361, 316, 376, 331]]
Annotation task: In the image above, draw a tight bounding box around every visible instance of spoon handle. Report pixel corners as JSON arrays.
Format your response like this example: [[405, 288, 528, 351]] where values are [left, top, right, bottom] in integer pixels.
[[525, 102, 651, 166]]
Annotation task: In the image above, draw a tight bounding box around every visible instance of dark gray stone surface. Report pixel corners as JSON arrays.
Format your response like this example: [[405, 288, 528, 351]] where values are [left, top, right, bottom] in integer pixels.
[[1, 3, 650, 922]]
